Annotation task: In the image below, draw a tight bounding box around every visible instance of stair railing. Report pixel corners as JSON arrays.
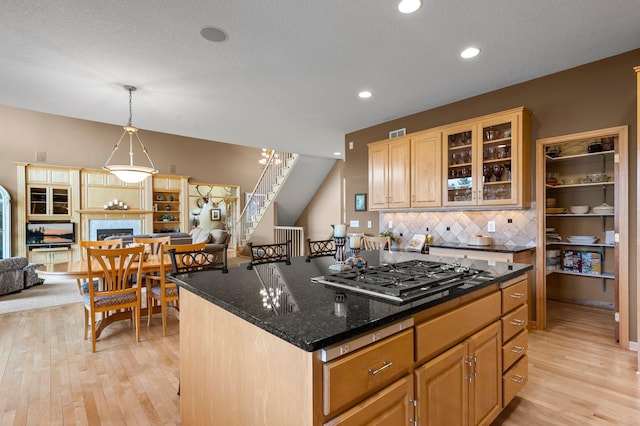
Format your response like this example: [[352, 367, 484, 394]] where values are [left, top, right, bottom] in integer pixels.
[[275, 226, 305, 257], [237, 150, 298, 247]]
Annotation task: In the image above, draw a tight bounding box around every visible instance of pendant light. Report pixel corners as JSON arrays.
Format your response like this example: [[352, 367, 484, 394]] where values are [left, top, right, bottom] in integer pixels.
[[103, 85, 158, 183]]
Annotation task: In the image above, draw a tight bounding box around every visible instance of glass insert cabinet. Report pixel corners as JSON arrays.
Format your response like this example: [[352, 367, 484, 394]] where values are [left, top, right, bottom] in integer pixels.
[[444, 111, 526, 207], [28, 186, 70, 216]]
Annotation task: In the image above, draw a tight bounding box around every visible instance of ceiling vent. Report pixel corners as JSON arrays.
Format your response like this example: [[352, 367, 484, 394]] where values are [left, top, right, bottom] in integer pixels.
[[389, 128, 406, 138]]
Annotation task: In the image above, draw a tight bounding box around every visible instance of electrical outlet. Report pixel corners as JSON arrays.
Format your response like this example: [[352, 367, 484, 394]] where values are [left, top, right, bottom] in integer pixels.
[[487, 221, 496, 232], [388, 220, 393, 228], [367, 221, 372, 228]]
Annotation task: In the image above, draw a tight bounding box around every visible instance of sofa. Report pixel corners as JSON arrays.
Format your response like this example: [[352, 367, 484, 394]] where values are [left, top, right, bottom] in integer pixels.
[[189, 228, 231, 254], [0, 257, 45, 296], [105, 232, 192, 246]]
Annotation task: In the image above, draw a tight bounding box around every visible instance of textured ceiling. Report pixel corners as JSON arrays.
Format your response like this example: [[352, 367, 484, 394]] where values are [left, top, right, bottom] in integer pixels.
[[1, 1, 639, 159]]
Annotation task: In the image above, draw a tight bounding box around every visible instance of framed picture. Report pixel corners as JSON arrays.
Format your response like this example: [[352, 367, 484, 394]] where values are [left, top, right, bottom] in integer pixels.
[[355, 193, 367, 212], [211, 208, 221, 221]]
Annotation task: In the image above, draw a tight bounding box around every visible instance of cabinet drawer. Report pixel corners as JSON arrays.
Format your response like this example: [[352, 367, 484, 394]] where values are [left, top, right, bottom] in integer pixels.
[[501, 304, 528, 342], [502, 330, 528, 372], [501, 278, 528, 314], [415, 292, 501, 363], [323, 374, 413, 426], [503, 355, 528, 407], [323, 329, 413, 417]]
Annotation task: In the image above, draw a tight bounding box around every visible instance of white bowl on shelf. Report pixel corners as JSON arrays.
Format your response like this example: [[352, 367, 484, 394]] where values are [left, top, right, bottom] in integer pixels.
[[567, 235, 598, 244], [569, 205, 589, 214]]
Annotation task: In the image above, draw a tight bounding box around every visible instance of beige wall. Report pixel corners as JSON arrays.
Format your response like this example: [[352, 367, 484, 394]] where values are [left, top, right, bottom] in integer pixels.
[[295, 160, 344, 241], [344, 49, 640, 340], [0, 104, 265, 254]]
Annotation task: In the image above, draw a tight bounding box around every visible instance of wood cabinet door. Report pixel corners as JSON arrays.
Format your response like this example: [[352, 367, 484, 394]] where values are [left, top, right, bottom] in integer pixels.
[[467, 321, 502, 426], [368, 143, 389, 210], [411, 131, 442, 208], [323, 375, 414, 426], [387, 138, 411, 209], [442, 123, 477, 207], [415, 342, 468, 426], [476, 112, 522, 207]]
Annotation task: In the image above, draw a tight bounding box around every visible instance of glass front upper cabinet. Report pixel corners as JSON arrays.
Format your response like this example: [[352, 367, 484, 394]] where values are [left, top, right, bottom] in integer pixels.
[[444, 124, 475, 206], [28, 186, 70, 217], [443, 110, 526, 207]]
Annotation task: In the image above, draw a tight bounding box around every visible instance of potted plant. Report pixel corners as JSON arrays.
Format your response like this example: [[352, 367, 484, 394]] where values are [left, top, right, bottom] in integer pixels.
[[161, 213, 172, 222], [380, 229, 395, 243]]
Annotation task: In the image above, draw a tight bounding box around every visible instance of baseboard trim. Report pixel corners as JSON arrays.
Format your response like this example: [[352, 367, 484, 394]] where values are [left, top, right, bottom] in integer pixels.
[[547, 297, 615, 310]]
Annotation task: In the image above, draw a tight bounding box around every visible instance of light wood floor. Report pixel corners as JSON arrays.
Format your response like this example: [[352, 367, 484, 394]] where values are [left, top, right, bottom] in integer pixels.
[[1, 298, 638, 425], [493, 300, 640, 425]]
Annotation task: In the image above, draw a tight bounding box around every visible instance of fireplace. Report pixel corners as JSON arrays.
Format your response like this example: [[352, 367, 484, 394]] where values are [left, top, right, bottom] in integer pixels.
[[96, 228, 134, 241], [89, 219, 142, 241]]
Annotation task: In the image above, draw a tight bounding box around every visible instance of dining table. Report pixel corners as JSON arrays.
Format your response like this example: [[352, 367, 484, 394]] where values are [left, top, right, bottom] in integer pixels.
[[35, 254, 173, 339]]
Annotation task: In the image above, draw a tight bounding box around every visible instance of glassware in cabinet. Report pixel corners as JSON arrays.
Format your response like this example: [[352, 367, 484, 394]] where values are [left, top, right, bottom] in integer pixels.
[[444, 128, 474, 205], [478, 117, 516, 205]]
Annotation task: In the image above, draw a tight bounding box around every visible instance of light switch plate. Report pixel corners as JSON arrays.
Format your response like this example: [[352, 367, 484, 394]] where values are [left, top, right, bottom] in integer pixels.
[[367, 221, 372, 228], [349, 220, 359, 227], [487, 221, 496, 232]]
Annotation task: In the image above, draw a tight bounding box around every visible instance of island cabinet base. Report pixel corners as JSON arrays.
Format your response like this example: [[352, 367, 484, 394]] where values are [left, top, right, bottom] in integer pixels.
[[180, 290, 317, 425], [179, 275, 529, 425]]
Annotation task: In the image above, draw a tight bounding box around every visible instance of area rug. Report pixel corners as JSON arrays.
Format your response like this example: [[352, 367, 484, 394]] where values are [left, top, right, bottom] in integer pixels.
[[0, 279, 81, 315]]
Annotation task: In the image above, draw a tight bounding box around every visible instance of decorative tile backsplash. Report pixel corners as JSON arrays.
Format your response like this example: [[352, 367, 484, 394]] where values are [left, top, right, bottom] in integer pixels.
[[380, 204, 537, 248]]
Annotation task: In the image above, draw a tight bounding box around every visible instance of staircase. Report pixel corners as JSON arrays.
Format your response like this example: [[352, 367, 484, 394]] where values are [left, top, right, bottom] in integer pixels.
[[236, 150, 299, 253]]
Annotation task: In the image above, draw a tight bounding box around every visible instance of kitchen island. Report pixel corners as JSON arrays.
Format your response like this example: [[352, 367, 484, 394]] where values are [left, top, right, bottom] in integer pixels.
[[171, 251, 532, 425]]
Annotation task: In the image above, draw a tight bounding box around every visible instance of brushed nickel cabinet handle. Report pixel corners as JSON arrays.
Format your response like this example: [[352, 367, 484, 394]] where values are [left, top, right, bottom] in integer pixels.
[[510, 345, 525, 354], [510, 374, 526, 384], [509, 292, 525, 299], [368, 361, 393, 376]]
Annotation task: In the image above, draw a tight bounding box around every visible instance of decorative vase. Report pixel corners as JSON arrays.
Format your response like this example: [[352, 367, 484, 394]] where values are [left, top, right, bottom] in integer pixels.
[[329, 224, 351, 271]]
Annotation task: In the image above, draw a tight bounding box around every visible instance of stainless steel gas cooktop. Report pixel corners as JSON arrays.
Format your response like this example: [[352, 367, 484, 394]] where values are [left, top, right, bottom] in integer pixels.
[[311, 259, 494, 304]]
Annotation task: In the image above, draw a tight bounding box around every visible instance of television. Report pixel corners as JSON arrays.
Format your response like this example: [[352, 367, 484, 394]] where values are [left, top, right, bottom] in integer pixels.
[[26, 222, 75, 247]]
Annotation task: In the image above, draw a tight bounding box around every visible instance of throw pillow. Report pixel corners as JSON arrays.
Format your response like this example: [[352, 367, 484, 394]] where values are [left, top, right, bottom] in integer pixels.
[[190, 228, 212, 244], [210, 230, 228, 244]]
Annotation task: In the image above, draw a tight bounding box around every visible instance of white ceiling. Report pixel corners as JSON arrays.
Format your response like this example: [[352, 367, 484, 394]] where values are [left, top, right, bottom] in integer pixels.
[[1, 1, 639, 159]]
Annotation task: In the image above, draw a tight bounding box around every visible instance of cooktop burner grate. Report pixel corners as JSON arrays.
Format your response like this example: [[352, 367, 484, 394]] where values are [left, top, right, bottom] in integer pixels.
[[321, 260, 485, 297]]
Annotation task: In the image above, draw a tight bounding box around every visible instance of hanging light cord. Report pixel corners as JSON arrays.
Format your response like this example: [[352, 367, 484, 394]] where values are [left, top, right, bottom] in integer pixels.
[[102, 86, 157, 170]]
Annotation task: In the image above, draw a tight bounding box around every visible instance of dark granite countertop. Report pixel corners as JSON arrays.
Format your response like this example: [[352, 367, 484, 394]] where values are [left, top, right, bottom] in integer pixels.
[[169, 251, 532, 353], [428, 242, 535, 253]]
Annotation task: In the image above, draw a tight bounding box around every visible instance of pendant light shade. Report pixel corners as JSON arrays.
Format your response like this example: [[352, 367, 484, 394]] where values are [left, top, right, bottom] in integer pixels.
[[103, 85, 158, 183]]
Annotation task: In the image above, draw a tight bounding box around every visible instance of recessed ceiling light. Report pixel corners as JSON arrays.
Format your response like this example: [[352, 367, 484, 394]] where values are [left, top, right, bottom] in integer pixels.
[[200, 26, 228, 43], [334, 152, 342, 156], [398, 0, 422, 14], [358, 90, 372, 99], [460, 47, 481, 59]]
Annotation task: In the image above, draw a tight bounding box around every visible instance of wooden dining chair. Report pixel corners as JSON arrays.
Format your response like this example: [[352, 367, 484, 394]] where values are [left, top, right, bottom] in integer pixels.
[[305, 238, 335, 262], [133, 235, 171, 255], [247, 240, 291, 269], [78, 239, 123, 295], [146, 242, 215, 336], [363, 235, 391, 251], [84, 245, 144, 352]]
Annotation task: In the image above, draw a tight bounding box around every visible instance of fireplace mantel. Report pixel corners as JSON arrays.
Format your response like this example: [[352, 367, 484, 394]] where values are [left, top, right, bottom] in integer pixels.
[[77, 209, 152, 214]]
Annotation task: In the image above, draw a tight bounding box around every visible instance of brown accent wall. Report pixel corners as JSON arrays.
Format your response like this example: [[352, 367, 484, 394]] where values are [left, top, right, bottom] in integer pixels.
[[344, 48, 640, 339]]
